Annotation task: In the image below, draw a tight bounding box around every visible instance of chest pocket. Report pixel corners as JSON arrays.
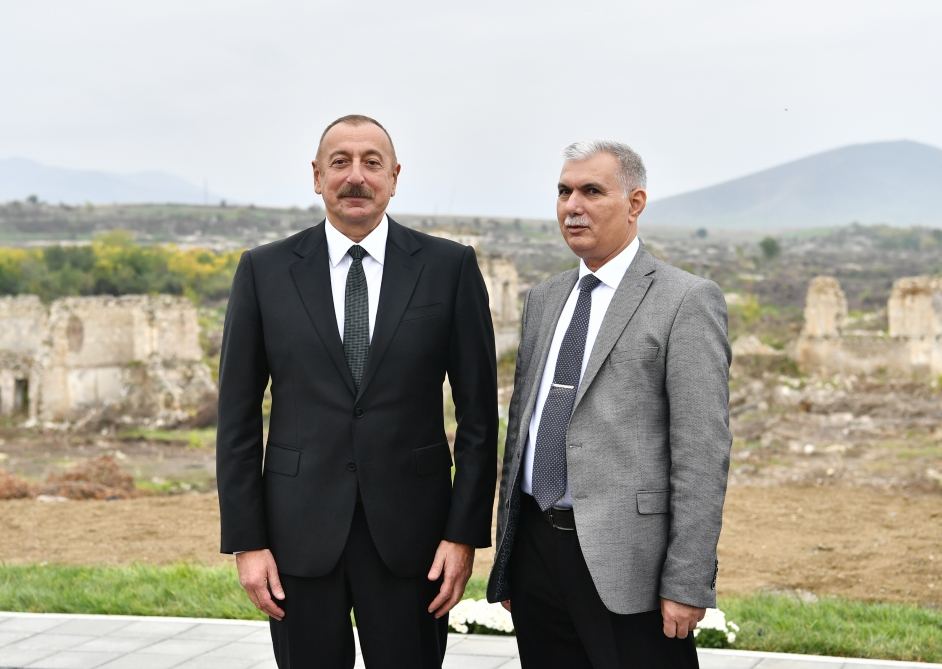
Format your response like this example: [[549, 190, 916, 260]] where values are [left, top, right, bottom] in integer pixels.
[[401, 303, 444, 322], [610, 344, 660, 364]]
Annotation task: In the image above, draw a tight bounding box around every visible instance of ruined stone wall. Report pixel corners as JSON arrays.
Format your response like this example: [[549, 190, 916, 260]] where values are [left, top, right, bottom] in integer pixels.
[[0, 294, 214, 424], [800, 276, 847, 338], [0, 296, 47, 354], [796, 334, 910, 377], [888, 277, 942, 338], [0, 351, 38, 419], [479, 254, 522, 354], [427, 230, 523, 355], [887, 277, 942, 375], [797, 275, 942, 377], [0, 297, 45, 418]]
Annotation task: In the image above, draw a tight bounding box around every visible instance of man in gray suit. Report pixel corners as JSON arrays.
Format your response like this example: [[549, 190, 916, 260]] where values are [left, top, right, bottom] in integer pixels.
[[487, 140, 731, 668]]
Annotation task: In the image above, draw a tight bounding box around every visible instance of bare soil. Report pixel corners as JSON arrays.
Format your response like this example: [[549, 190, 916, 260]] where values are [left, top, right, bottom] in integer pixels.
[[1, 485, 939, 607]]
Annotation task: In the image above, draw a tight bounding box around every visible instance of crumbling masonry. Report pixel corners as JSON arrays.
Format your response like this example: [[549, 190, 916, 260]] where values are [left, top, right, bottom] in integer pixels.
[[0, 295, 215, 424], [796, 275, 942, 377]]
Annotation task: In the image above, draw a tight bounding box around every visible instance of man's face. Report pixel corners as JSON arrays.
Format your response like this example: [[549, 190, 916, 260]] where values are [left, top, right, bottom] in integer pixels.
[[556, 152, 646, 271], [313, 122, 400, 238]]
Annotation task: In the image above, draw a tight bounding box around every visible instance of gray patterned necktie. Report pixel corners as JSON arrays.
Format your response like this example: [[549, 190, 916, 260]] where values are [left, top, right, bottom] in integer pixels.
[[343, 244, 369, 390], [531, 273, 602, 511]]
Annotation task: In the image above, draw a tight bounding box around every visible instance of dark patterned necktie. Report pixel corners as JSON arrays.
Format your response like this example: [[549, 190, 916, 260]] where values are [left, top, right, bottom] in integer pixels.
[[343, 244, 369, 390], [532, 273, 602, 511]]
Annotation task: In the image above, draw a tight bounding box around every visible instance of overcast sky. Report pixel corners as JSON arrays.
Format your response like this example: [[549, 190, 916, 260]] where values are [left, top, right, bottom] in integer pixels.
[[2, 1, 940, 218]]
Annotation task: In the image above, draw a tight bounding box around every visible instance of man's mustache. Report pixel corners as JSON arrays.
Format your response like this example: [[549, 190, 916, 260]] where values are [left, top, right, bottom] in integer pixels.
[[564, 215, 590, 228], [339, 184, 374, 199]]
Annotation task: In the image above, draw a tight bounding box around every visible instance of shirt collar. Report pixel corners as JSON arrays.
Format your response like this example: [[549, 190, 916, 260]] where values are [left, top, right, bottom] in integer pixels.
[[325, 214, 388, 268], [577, 236, 640, 290]]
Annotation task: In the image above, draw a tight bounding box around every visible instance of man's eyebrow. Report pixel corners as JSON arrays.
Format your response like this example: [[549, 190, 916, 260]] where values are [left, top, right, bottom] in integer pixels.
[[560, 180, 607, 191], [329, 148, 384, 159]]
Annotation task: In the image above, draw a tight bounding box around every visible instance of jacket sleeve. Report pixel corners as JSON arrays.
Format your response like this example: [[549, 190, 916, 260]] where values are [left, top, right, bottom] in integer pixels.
[[494, 288, 531, 547], [660, 278, 732, 608], [216, 250, 271, 554], [442, 245, 499, 547]]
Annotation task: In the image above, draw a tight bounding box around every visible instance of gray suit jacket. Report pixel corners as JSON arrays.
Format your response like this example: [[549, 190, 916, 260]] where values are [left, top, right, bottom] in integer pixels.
[[486, 244, 732, 615]]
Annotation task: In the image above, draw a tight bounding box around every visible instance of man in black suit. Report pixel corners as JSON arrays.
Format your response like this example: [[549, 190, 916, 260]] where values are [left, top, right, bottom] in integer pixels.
[[216, 114, 498, 668]]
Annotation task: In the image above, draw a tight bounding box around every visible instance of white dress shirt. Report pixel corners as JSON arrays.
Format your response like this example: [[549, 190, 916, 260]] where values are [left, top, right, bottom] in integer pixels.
[[324, 215, 388, 341], [521, 237, 640, 508]]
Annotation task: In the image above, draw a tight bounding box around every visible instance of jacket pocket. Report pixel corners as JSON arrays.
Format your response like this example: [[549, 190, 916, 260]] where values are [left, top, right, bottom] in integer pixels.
[[611, 345, 660, 363], [265, 443, 301, 477], [402, 303, 444, 322], [636, 489, 670, 514], [413, 442, 453, 476]]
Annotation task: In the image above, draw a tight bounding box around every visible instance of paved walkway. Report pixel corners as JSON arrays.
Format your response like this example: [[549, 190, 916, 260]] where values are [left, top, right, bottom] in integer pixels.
[[0, 612, 938, 668]]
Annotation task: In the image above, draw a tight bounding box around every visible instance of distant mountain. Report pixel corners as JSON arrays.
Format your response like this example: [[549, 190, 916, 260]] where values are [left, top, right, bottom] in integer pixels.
[[644, 140, 942, 230], [0, 157, 222, 205]]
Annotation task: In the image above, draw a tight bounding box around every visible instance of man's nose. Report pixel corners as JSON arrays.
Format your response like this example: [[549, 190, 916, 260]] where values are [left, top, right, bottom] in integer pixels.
[[346, 160, 366, 183], [563, 192, 584, 215]]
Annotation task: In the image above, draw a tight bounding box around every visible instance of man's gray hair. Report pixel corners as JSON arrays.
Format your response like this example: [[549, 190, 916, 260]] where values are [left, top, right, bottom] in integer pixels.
[[563, 140, 647, 193]]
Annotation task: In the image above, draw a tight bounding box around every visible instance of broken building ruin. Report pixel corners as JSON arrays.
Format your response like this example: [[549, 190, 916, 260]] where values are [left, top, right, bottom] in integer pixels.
[[427, 231, 522, 355], [0, 295, 215, 424], [796, 275, 942, 377], [478, 254, 522, 355]]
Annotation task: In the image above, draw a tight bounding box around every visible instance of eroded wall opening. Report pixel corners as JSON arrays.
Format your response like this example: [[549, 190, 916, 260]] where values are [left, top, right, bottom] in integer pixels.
[[13, 378, 28, 415]]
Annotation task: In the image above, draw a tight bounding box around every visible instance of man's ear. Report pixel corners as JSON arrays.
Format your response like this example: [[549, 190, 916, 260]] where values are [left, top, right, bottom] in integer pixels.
[[312, 160, 322, 195], [629, 188, 647, 219], [390, 163, 401, 197]]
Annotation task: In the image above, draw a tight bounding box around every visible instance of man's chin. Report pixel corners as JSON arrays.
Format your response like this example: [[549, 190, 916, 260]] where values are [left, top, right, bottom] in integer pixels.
[[330, 208, 384, 231], [564, 232, 594, 254]]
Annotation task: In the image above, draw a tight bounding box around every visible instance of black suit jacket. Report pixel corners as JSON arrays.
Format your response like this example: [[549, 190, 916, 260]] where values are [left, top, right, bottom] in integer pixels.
[[216, 218, 498, 578]]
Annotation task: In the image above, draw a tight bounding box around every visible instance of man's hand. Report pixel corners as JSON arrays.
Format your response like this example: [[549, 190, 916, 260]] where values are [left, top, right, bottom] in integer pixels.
[[501, 599, 511, 612], [236, 549, 286, 621], [660, 598, 705, 639], [426, 540, 474, 618]]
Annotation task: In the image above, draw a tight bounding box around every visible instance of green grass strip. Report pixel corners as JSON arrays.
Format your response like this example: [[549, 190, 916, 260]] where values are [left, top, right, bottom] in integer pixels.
[[1, 565, 939, 661], [720, 593, 941, 662], [0, 564, 263, 621]]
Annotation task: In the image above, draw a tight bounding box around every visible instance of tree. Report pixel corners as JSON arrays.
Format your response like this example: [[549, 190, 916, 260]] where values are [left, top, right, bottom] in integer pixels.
[[759, 236, 781, 261]]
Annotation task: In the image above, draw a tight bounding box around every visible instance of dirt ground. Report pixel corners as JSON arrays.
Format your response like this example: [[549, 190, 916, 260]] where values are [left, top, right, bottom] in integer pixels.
[[1, 485, 939, 607]]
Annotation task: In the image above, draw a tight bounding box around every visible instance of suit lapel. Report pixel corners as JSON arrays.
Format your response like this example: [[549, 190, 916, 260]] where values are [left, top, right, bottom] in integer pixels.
[[289, 223, 357, 396], [573, 246, 656, 411], [356, 218, 423, 399], [516, 269, 578, 448]]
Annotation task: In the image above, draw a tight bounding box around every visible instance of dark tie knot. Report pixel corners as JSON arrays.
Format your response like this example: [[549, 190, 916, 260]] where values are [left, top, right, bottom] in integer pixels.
[[348, 245, 367, 261], [579, 274, 601, 292]]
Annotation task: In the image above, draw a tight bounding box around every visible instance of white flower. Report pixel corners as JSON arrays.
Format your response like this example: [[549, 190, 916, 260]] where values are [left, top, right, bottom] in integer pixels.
[[699, 607, 728, 632], [448, 599, 515, 634], [692, 608, 739, 648]]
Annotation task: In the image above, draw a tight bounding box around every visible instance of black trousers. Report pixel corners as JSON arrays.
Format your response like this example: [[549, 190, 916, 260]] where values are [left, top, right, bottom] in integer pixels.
[[269, 497, 448, 668], [509, 495, 699, 669]]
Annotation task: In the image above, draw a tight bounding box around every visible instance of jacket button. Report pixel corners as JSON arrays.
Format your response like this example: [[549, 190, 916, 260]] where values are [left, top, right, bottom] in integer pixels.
[[354, 407, 364, 418], [346, 462, 357, 472]]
